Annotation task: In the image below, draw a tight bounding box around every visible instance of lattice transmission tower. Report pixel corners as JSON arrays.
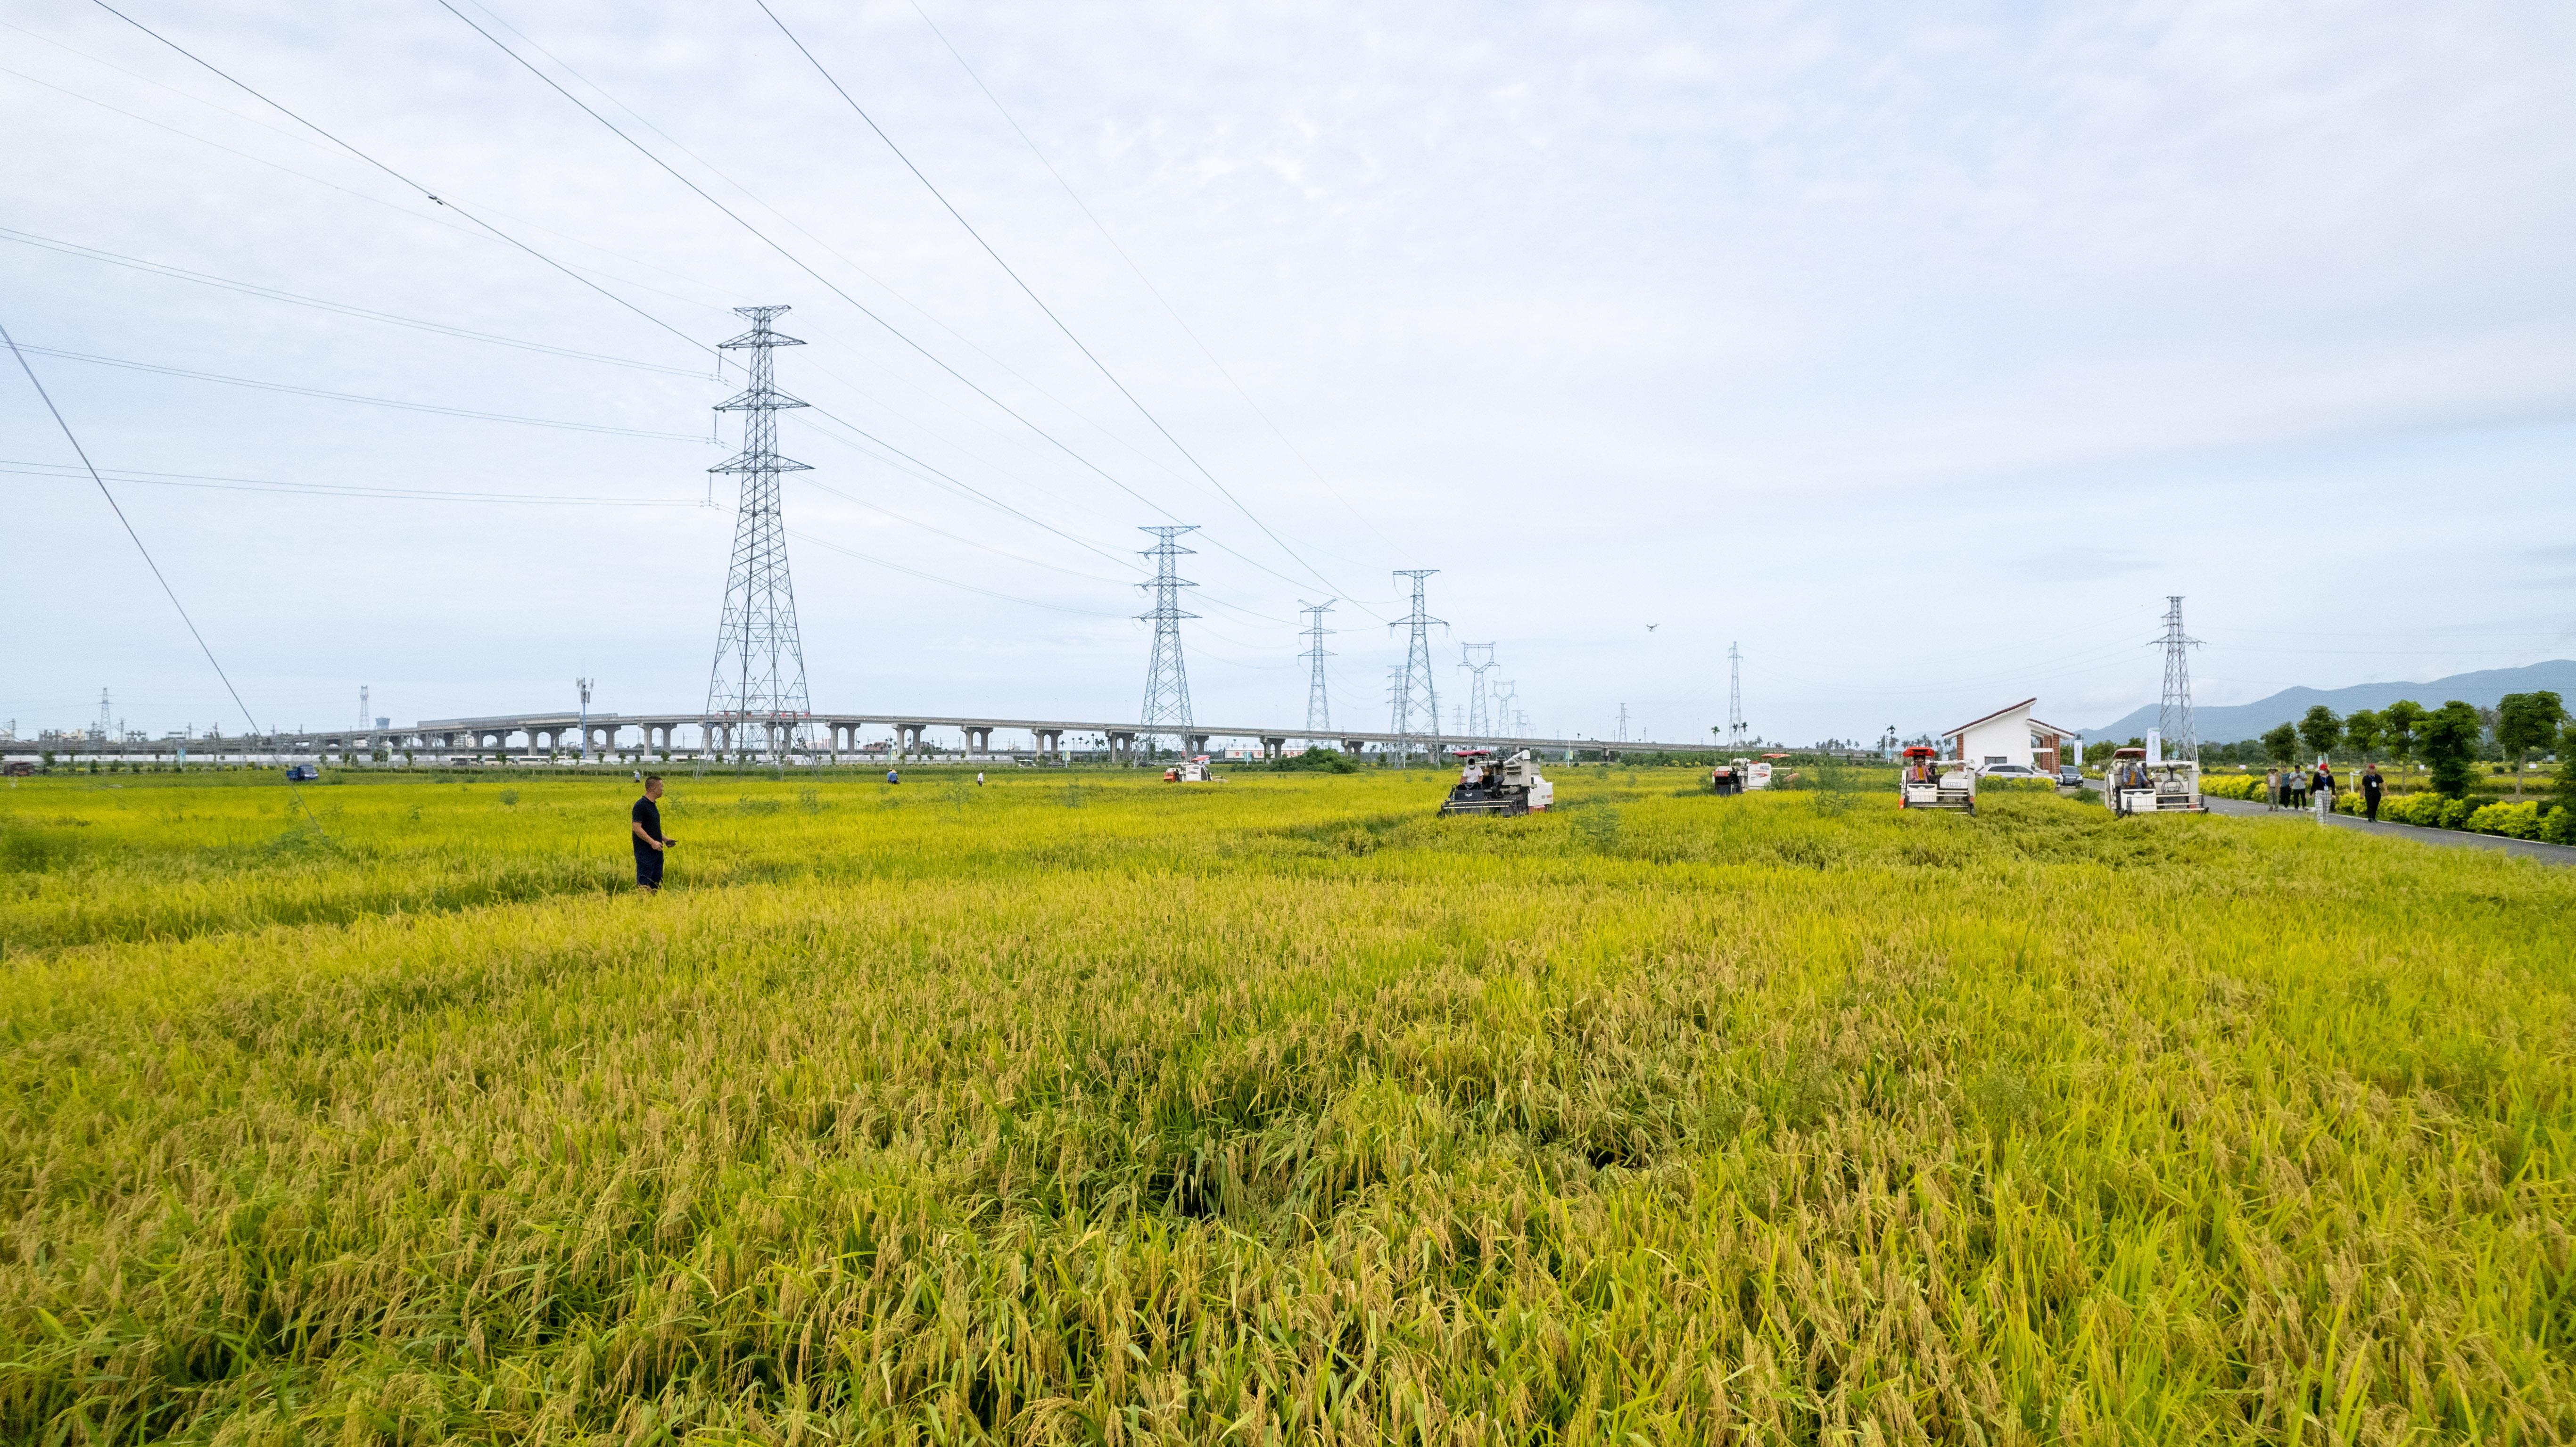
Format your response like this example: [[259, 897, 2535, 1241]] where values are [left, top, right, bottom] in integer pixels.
[[1388, 570, 1445, 765], [1726, 642, 1747, 749], [1494, 679, 1519, 739], [2157, 595, 2200, 760], [1299, 600, 1336, 732], [1137, 526, 1199, 756], [704, 305, 812, 762], [1458, 643, 1498, 736]]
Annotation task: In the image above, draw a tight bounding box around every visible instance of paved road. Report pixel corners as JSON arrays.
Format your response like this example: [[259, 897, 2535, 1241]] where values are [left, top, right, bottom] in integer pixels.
[[2200, 795, 2576, 866]]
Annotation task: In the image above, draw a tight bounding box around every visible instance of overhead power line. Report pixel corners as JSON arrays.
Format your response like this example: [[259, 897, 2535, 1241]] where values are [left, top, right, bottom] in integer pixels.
[[0, 227, 706, 377], [3, 315, 322, 832], [904, 0, 1399, 558], [16, 344, 705, 440], [0, 458, 696, 505], [755, 0, 1372, 613], [433, 4, 1180, 515], [87, 0, 715, 365], [437, 0, 1340, 608]]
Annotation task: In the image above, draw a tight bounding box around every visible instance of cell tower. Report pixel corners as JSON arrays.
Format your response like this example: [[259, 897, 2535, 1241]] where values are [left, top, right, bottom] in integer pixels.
[[1299, 600, 1336, 732], [1388, 570, 1445, 765], [1459, 643, 1498, 736], [1727, 642, 1747, 748], [704, 305, 813, 762], [1137, 526, 1199, 755], [2157, 596, 2200, 760]]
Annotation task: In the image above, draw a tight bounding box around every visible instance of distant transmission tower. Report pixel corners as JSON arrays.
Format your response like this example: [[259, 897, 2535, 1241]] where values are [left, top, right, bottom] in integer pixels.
[[2157, 595, 2200, 760], [1617, 703, 1630, 743], [1138, 526, 1199, 755], [357, 684, 369, 733], [1384, 664, 1409, 761], [1727, 642, 1747, 748], [704, 305, 812, 762], [1389, 570, 1445, 765], [1494, 679, 1519, 738], [1459, 643, 1498, 736], [1299, 600, 1336, 732]]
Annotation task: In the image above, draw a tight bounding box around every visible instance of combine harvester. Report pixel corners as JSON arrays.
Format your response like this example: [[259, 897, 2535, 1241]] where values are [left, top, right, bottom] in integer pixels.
[[1162, 756, 1221, 783], [1896, 746, 1976, 814], [1438, 748, 1555, 816], [2102, 740, 2202, 814], [1709, 757, 1772, 794]]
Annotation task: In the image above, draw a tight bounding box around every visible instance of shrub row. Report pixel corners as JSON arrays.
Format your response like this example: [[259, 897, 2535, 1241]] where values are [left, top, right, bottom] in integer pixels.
[[2335, 789, 2576, 843]]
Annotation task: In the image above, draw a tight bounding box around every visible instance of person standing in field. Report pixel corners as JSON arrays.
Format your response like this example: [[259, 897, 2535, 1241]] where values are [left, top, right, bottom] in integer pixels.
[[630, 774, 675, 892], [2362, 763, 2384, 822]]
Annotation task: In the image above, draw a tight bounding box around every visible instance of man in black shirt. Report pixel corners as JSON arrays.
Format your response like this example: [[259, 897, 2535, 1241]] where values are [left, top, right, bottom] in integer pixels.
[[2361, 764, 2384, 822], [630, 775, 675, 891]]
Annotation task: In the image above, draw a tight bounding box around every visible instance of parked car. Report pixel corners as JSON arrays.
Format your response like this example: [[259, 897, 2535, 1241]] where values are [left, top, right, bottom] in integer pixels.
[[2058, 764, 2085, 786], [1975, 763, 2043, 780], [283, 764, 320, 781]]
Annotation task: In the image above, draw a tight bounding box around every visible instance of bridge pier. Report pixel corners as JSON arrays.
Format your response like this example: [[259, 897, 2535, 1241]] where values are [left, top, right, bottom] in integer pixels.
[[1262, 736, 1287, 759], [1036, 728, 1062, 761], [966, 726, 991, 757], [1184, 733, 1209, 758], [1107, 730, 1136, 765]]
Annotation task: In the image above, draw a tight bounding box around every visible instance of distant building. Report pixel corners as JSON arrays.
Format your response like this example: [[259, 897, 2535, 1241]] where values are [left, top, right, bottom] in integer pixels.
[[1942, 698, 2078, 773]]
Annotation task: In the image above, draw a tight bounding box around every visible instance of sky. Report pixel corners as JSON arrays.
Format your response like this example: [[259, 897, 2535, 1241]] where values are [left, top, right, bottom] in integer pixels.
[[5, 0, 2573, 747]]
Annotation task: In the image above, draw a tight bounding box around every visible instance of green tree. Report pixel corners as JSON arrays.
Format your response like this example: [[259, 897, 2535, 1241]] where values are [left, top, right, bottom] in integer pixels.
[[2261, 723, 2299, 765], [2296, 706, 2342, 764], [2343, 708, 2383, 763], [2558, 722, 2576, 805], [2495, 691, 2564, 797], [2379, 699, 2425, 773], [2417, 699, 2483, 798]]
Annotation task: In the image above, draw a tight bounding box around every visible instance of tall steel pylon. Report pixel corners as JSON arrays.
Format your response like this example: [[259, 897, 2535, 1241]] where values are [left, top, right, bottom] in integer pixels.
[[93, 689, 110, 741], [1617, 703, 1630, 743], [1299, 600, 1336, 732], [1458, 643, 1498, 736], [1463, 641, 1504, 731], [2157, 596, 2200, 760], [1388, 570, 1445, 765], [704, 305, 812, 762], [1494, 679, 1519, 738], [1137, 526, 1199, 755], [1727, 642, 1747, 749]]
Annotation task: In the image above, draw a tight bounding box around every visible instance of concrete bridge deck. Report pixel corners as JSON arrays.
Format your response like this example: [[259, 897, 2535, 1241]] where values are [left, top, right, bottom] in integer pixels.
[[4, 708, 1740, 764]]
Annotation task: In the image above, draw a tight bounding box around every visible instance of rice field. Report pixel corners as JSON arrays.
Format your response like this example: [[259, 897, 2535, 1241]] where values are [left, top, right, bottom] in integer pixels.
[[2, 765, 2571, 1444]]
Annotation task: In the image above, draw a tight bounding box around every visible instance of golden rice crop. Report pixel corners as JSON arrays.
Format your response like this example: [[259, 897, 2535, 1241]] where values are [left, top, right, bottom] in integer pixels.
[[1, 766, 2570, 1443]]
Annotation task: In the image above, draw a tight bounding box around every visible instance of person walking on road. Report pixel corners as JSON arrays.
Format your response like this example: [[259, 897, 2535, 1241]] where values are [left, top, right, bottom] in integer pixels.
[[630, 774, 675, 892], [2361, 763, 2384, 822], [2264, 767, 2280, 811], [2312, 761, 2336, 822]]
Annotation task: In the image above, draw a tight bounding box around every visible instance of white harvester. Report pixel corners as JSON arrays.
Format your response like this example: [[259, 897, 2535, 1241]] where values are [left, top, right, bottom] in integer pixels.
[[1710, 757, 1774, 795], [1897, 746, 1976, 814], [1162, 756, 1220, 783], [2103, 743, 2202, 814], [1438, 748, 1556, 816]]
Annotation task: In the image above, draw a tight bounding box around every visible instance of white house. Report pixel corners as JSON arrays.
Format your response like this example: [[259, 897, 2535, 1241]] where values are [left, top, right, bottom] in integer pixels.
[[1942, 698, 2079, 773]]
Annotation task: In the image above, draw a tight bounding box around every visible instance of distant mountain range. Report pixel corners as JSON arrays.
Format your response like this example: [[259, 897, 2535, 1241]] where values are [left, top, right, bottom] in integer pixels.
[[2083, 659, 2576, 744]]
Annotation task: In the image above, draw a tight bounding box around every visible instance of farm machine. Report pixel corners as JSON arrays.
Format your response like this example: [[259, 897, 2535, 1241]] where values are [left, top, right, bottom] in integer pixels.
[[1438, 748, 1555, 816], [1897, 746, 1975, 814], [2102, 747, 2202, 814], [1162, 756, 1220, 783]]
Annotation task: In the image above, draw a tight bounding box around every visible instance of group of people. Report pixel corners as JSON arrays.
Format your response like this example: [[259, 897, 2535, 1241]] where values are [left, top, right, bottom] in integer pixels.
[[2264, 762, 2388, 822]]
